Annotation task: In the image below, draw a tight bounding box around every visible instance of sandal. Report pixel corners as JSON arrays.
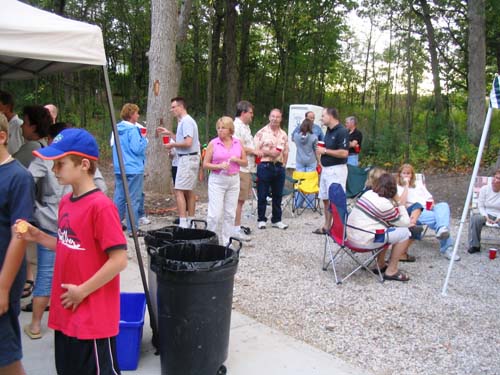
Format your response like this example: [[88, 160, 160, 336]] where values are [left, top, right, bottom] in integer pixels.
[[383, 271, 410, 282], [399, 254, 416, 262], [370, 264, 388, 274], [23, 324, 42, 340], [312, 228, 327, 235], [22, 280, 34, 298], [21, 301, 50, 312]]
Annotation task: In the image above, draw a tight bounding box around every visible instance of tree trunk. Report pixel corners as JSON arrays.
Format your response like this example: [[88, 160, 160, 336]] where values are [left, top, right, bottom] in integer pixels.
[[467, 0, 486, 145], [172, 0, 194, 94], [192, 1, 201, 110], [416, 0, 443, 114], [144, 0, 179, 194], [224, 0, 238, 116], [361, 19, 373, 108], [237, 3, 252, 101], [205, 0, 224, 143], [405, 17, 413, 162]]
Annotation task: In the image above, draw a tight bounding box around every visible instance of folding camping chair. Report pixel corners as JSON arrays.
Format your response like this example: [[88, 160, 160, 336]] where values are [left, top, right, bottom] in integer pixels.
[[346, 165, 371, 199], [322, 183, 387, 284], [292, 170, 322, 216], [280, 174, 297, 217]]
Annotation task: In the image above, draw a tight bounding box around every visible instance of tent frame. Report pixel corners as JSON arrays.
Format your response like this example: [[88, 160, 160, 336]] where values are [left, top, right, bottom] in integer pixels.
[[442, 75, 498, 295]]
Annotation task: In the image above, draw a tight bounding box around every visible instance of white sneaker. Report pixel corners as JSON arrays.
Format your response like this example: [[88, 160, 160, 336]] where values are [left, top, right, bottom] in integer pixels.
[[272, 221, 288, 230], [258, 221, 267, 229], [436, 226, 450, 240], [233, 229, 252, 242], [442, 247, 460, 261], [139, 216, 151, 225], [179, 218, 190, 228]]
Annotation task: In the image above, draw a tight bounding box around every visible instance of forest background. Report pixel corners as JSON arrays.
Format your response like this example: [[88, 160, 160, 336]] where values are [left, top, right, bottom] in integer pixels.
[[2, 0, 500, 194]]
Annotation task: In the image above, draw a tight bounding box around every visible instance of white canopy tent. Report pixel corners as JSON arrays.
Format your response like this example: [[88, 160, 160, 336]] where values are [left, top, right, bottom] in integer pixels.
[[0, 0, 158, 341], [0, 0, 106, 79]]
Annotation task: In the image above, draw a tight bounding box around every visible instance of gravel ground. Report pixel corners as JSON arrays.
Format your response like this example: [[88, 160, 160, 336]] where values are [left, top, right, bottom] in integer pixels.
[[122, 168, 499, 375], [133, 195, 500, 375]]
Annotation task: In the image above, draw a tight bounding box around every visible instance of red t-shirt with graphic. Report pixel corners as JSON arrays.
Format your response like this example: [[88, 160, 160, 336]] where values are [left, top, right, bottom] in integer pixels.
[[48, 189, 127, 339]]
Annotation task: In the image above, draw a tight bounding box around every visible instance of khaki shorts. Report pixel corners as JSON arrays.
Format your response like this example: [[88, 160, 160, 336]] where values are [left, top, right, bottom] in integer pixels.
[[238, 172, 252, 201], [175, 154, 200, 190]]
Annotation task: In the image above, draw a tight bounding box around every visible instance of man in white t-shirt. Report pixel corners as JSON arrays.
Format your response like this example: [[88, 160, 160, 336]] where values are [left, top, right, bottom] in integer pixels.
[[468, 169, 500, 253], [233, 100, 255, 241], [158, 97, 200, 228]]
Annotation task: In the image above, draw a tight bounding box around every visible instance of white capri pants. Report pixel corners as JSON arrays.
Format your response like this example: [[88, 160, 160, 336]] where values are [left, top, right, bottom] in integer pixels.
[[207, 172, 240, 246]]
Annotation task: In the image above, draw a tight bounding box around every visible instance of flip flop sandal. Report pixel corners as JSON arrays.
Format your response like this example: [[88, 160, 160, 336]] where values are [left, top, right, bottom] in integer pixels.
[[21, 301, 50, 312], [23, 324, 42, 340], [399, 254, 416, 262], [383, 271, 410, 282], [312, 228, 327, 235], [370, 265, 388, 274], [22, 280, 34, 298]]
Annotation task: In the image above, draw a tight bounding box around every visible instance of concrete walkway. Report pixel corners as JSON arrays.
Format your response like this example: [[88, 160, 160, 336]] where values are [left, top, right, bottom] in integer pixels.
[[19, 259, 372, 375]]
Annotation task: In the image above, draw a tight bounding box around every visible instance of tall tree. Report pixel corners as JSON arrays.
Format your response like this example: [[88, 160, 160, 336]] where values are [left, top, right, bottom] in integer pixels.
[[144, 0, 179, 193], [413, 0, 444, 114], [223, 0, 238, 115], [466, 0, 486, 145]]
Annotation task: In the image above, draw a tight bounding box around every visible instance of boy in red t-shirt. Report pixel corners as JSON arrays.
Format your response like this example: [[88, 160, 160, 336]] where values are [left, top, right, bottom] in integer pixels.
[[16, 128, 127, 375]]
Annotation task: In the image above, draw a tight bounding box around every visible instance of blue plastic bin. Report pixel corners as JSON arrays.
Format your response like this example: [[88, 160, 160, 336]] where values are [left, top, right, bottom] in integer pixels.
[[116, 292, 146, 371]]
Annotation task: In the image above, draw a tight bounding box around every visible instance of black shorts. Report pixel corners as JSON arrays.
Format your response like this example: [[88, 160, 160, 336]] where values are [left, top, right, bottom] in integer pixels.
[[54, 330, 121, 375]]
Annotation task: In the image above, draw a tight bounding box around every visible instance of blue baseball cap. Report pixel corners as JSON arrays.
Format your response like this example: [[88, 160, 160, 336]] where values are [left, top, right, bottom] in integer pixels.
[[33, 128, 99, 160]]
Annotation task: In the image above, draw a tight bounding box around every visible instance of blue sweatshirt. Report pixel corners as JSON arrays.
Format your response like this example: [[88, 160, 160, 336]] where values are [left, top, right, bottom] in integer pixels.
[[112, 120, 148, 174]]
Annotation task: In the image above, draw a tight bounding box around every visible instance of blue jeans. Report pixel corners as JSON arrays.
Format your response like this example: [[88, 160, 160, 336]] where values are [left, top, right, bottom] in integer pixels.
[[33, 230, 57, 297], [417, 202, 453, 252], [347, 154, 359, 166], [257, 163, 285, 223], [295, 163, 316, 208], [113, 173, 144, 231], [139, 192, 145, 218]]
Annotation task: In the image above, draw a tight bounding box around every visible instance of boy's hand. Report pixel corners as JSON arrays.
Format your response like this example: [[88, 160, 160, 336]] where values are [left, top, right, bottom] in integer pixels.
[[14, 219, 40, 242], [61, 284, 87, 311]]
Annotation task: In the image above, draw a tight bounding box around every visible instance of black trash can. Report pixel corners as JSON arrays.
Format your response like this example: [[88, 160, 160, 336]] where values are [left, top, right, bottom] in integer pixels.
[[144, 222, 218, 344], [148, 240, 240, 375]]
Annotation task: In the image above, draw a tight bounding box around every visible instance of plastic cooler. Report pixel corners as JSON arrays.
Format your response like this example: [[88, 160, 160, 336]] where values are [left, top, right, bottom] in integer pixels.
[[116, 292, 146, 371]]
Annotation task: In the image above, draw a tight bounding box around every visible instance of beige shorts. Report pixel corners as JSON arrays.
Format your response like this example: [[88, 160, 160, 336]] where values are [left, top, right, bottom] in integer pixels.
[[175, 154, 200, 190], [238, 172, 252, 201], [319, 164, 348, 200]]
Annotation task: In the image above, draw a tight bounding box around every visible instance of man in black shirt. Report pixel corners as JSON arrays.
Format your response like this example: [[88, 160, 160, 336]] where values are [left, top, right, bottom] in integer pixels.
[[313, 107, 349, 234], [346, 116, 362, 166]]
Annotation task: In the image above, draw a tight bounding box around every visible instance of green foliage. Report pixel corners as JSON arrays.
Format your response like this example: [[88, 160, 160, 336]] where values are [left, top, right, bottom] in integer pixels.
[[5, 0, 500, 171]]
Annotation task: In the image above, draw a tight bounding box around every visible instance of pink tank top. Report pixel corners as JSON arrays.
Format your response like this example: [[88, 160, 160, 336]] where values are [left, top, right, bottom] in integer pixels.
[[210, 137, 243, 175]]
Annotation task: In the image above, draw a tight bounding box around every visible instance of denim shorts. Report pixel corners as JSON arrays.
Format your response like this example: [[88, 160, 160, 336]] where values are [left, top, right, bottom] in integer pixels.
[[33, 231, 57, 297], [0, 300, 22, 367]]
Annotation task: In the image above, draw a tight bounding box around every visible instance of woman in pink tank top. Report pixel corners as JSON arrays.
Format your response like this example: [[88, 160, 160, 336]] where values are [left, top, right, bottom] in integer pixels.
[[203, 117, 247, 245]]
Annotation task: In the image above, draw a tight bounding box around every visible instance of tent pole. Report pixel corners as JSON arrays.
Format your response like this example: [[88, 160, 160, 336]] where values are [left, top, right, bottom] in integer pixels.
[[102, 66, 159, 344], [441, 106, 493, 296]]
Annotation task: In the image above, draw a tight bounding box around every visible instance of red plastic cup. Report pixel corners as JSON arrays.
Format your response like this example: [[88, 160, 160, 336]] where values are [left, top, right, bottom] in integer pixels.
[[255, 156, 261, 164], [426, 198, 433, 210], [354, 144, 360, 153], [162, 135, 170, 144], [489, 248, 497, 260], [140, 127, 147, 136], [317, 141, 325, 148], [374, 229, 385, 243], [276, 146, 283, 152]]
